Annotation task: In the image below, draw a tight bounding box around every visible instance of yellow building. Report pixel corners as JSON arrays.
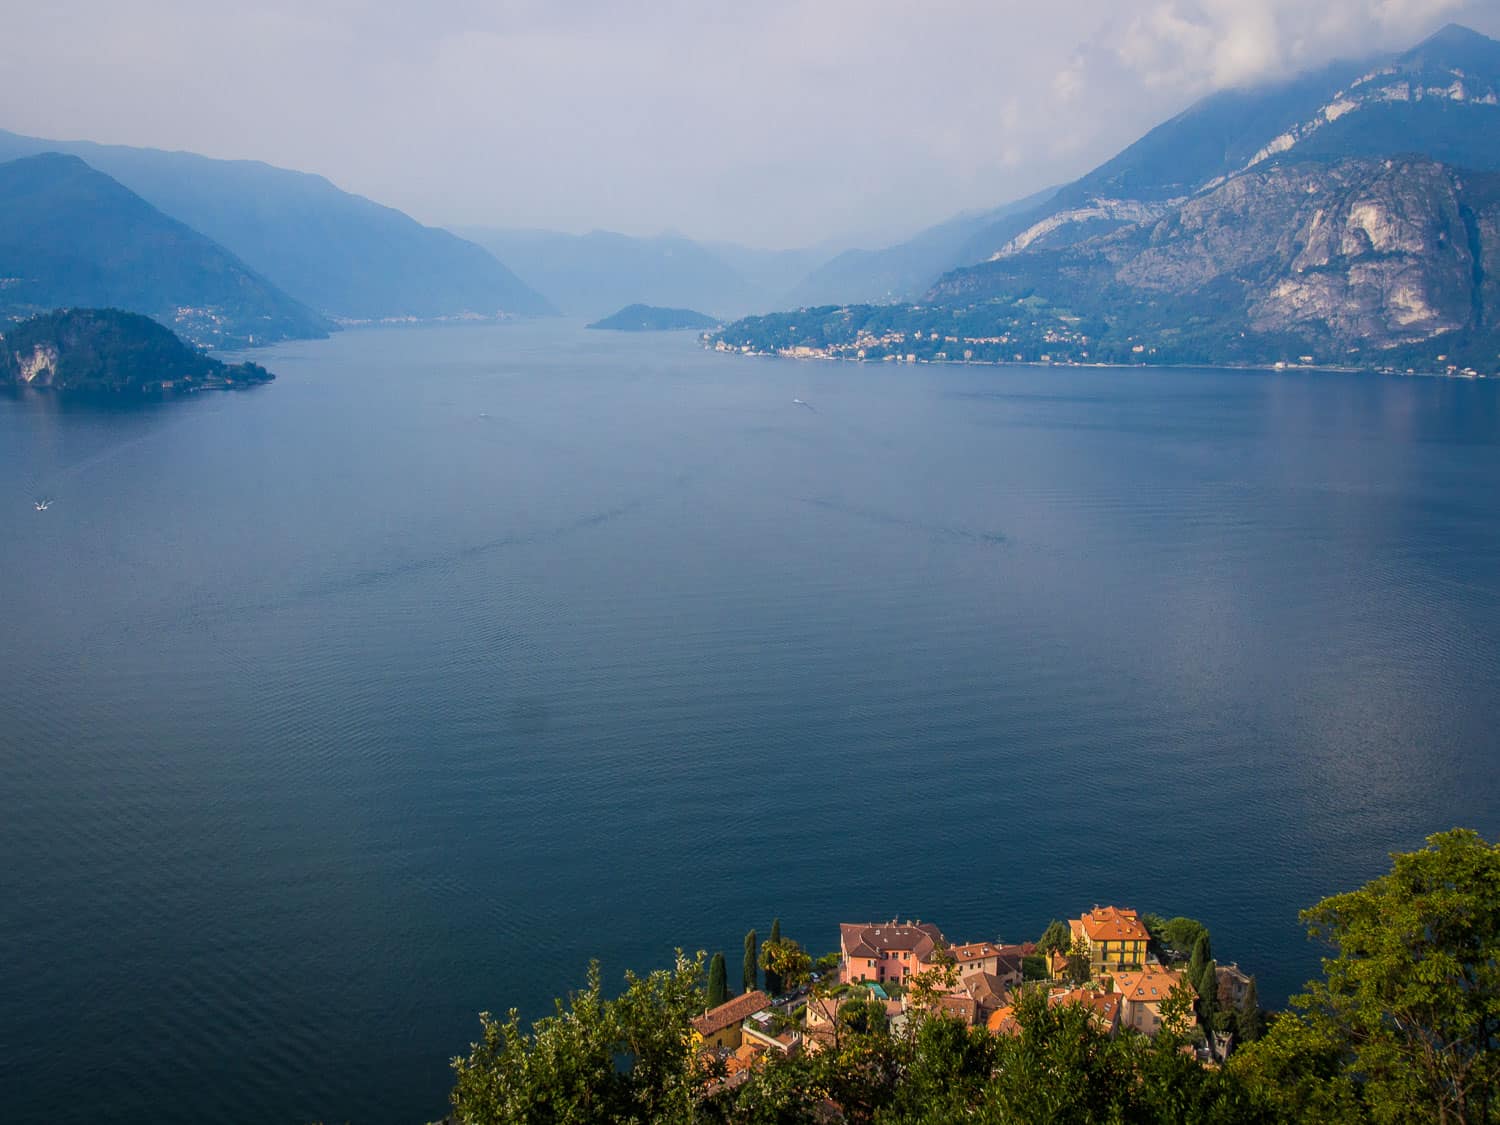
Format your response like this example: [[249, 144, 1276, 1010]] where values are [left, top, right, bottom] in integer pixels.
[[689, 991, 771, 1051], [1069, 906, 1148, 973]]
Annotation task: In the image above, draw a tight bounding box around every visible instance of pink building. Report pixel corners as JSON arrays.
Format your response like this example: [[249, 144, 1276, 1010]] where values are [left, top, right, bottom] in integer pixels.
[[839, 920, 945, 985]]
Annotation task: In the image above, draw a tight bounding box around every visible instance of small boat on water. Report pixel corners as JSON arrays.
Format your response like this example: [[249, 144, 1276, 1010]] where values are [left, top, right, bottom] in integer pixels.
[[34, 499, 51, 511]]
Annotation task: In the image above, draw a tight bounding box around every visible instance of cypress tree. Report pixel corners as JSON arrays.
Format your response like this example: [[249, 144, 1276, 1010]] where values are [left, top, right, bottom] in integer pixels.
[[708, 952, 728, 1008], [743, 929, 758, 994], [1188, 933, 1211, 987], [765, 918, 784, 995], [1239, 975, 1266, 1042]]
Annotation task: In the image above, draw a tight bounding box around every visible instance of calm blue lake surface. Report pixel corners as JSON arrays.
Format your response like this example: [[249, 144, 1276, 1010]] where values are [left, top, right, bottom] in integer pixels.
[[2, 321, 1498, 1124]]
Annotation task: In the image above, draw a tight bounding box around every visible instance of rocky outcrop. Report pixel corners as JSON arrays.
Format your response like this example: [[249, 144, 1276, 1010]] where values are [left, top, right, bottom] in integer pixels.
[[15, 342, 59, 384], [1120, 160, 1485, 346], [931, 157, 1500, 355], [1, 308, 274, 393]]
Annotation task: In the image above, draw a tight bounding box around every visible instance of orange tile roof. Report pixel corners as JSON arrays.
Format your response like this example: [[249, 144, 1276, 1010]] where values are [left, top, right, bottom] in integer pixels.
[[1072, 906, 1148, 944], [691, 991, 771, 1036], [1111, 967, 1192, 1005], [950, 942, 999, 962], [986, 1005, 1019, 1036], [1049, 987, 1121, 1028]]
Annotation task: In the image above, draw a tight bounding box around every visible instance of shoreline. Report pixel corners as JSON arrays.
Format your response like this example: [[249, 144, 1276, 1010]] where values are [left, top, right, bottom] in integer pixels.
[[702, 341, 1493, 382]]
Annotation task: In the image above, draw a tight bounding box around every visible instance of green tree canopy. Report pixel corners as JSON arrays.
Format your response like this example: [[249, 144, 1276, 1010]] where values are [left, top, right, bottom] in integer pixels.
[[1297, 828, 1500, 1125], [765, 918, 783, 995], [449, 952, 706, 1124], [707, 952, 727, 1008], [742, 928, 758, 995], [1037, 919, 1071, 956], [760, 936, 813, 997]]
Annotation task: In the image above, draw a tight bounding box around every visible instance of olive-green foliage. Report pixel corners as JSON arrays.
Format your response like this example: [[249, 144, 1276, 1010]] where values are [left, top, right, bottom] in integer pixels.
[[1240, 977, 1267, 1043], [1229, 1013, 1366, 1125], [760, 936, 812, 998], [1064, 937, 1092, 987], [0, 308, 273, 393], [1231, 828, 1500, 1125], [743, 929, 758, 995], [449, 953, 706, 1125], [1036, 919, 1070, 956], [1164, 917, 1211, 955], [707, 952, 728, 1008], [1298, 828, 1500, 1125], [763, 919, 784, 995]]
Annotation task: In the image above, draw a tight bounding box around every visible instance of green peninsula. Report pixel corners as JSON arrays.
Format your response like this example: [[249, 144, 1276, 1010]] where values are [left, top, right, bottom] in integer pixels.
[[587, 303, 719, 331], [1, 308, 274, 393]]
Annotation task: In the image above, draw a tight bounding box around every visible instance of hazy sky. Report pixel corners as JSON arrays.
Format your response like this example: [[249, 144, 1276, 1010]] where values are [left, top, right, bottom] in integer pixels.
[[5, 0, 1499, 248]]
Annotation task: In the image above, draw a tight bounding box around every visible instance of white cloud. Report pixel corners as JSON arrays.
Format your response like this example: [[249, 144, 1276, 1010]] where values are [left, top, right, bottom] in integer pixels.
[[1113, 0, 1472, 93], [0, 0, 1495, 245]]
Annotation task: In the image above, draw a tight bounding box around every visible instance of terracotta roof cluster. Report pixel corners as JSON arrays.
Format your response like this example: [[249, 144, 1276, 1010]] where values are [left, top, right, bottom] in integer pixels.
[[840, 920, 944, 961], [987, 1004, 1020, 1036], [958, 970, 1010, 1014], [1072, 906, 1148, 944], [1049, 986, 1121, 1030], [936, 994, 981, 1025], [691, 990, 771, 1036], [950, 941, 1001, 964], [1112, 967, 1191, 1005]]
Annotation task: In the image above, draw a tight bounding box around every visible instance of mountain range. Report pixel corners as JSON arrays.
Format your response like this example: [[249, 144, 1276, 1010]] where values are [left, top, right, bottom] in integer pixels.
[[0, 153, 328, 348], [458, 227, 834, 319], [713, 24, 1500, 375], [0, 129, 554, 323], [4, 22, 1498, 370]]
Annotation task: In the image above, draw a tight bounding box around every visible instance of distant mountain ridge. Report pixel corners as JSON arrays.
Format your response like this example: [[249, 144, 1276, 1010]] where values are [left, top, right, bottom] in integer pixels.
[[458, 227, 831, 319], [0, 129, 555, 322], [712, 24, 1500, 376], [964, 23, 1500, 267], [0, 153, 328, 347], [780, 24, 1500, 308]]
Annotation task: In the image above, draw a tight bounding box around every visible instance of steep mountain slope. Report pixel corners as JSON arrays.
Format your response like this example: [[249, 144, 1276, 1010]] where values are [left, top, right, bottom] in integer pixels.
[[714, 25, 1500, 374], [931, 157, 1500, 355], [778, 24, 1500, 308], [713, 157, 1500, 374], [0, 154, 328, 347], [963, 24, 1500, 266], [0, 131, 554, 321]]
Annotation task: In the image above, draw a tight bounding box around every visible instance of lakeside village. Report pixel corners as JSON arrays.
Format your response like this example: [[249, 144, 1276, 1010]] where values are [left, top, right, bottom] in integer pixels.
[[705, 306, 1494, 379], [692, 906, 1258, 1094]]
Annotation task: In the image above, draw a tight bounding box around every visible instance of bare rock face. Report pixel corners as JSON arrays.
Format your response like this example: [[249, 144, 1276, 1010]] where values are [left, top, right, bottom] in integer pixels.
[[15, 342, 59, 384], [937, 157, 1500, 357], [1248, 161, 1476, 344], [1109, 160, 1481, 346]]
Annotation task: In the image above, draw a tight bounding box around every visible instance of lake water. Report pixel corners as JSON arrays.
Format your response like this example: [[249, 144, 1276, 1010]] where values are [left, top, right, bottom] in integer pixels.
[[3, 320, 1498, 1124]]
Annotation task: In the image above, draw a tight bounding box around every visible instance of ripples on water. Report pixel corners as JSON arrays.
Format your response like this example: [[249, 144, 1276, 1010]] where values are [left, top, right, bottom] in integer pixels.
[[2, 322, 1498, 1124]]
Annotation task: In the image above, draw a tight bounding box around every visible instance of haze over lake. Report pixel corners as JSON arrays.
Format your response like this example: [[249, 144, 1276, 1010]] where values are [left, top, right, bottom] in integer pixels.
[[3, 321, 1498, 1125]]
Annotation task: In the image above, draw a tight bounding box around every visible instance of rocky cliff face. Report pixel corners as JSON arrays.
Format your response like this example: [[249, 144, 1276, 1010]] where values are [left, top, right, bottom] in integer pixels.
[[1, 308, 274, 393], [931, 157, 1500, 357], [971, 25, 1500, 266], [14, 342, 60, 384], [1123, 160, 1490, 346]]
